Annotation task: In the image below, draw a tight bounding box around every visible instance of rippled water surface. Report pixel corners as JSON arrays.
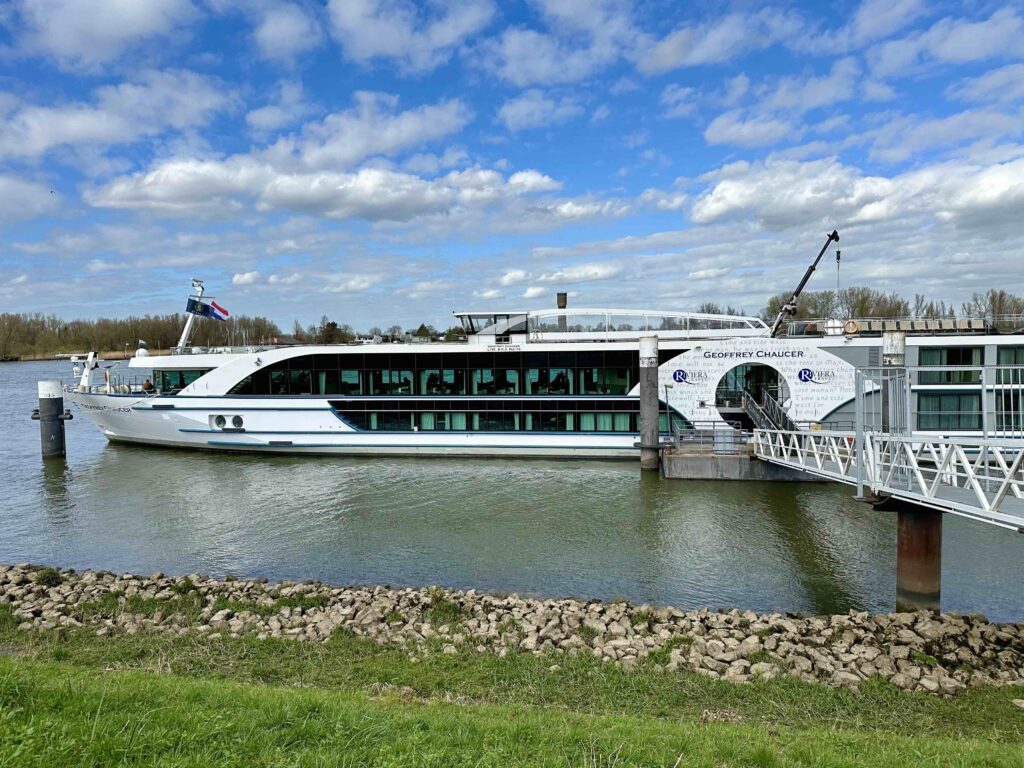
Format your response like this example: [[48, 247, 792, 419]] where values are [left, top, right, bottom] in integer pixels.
[[3, 360, 1022, 620]]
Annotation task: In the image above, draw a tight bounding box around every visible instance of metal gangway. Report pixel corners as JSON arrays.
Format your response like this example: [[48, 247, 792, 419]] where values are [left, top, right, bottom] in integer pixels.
[[753, 365, 1024, 532]]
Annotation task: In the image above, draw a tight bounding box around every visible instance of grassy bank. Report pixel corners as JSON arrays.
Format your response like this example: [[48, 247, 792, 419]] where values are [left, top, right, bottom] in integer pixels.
[[1, 606, 1022, 766]]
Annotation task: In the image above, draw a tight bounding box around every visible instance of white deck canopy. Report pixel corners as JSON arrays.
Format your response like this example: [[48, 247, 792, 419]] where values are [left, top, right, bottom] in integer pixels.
[[455, 307, 768, 342]]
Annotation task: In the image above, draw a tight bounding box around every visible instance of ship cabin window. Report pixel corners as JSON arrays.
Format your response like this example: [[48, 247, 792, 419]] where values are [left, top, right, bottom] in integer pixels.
[[154, 369, 210, 393], [917, 392, 982, 430], [997, 347, 1024, 385], [919, 347, 982, 384], [329, 398, 689, 434], [230, 350, 644, 398]]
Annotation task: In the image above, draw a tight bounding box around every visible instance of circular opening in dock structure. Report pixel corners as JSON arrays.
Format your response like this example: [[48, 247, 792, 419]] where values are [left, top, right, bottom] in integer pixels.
[[715, 363, 790, 428]]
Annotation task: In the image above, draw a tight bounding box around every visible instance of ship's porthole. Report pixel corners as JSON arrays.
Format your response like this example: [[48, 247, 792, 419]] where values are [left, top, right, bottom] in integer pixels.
[[214, 415, 226, 429], [232, 415, 244, 429]]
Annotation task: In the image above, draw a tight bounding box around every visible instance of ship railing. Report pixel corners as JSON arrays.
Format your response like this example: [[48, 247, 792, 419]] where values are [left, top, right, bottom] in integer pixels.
[[785, 315, 1024, 337], [171, 345, 280, 355], [673, 420, 748, 455]]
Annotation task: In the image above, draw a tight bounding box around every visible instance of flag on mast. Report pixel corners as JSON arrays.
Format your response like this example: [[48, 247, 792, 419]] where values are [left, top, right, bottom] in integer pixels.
[[186, 298, 229, 321]]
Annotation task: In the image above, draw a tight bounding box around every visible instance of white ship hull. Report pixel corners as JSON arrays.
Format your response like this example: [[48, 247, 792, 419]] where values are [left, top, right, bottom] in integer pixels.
[[67, 390, 641, 458]]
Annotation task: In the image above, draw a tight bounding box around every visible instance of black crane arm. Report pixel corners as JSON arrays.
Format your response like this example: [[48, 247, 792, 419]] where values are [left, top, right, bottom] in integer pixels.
[[769, 230, 839, 338]]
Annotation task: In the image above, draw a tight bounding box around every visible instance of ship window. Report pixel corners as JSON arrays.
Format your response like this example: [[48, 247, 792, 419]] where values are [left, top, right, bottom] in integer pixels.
[[472, 369, 519, 394], [918, 393, 981, 430], [289, 369, 312, 395], [270, 370, 288, 395], [919, 347, 982, 384], [526, 368, 573, 395], [579, 367, 630, 394]]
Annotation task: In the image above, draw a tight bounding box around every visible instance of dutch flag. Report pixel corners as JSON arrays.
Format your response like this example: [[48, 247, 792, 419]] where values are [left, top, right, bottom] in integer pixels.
[[209, 301, 229, 321]]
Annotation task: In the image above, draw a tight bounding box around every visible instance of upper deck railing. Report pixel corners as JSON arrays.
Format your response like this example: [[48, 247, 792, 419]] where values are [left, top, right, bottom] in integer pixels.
[[785, 315, 1024, 337]]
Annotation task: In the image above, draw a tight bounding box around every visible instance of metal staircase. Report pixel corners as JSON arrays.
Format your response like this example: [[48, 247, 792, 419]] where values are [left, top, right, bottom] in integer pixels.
[[742, 388, 798, 432]]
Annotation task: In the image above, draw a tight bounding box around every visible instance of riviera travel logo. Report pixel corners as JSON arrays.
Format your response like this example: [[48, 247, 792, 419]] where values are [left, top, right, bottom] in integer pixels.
[[798, 368, 837, 384], [672, 370, 709, 384]]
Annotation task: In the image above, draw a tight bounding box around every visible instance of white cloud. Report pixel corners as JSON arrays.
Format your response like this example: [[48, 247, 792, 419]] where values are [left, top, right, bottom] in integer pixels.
[[688, 267, 729, 280], [246, 81, 316, 134], [868, 8, 1024, 79], [497, 90, 582, 132], [660, 84, 696, 119], [87, 159, 574, 224], [480, 0, 637, 87], [0, 69, 231, 161], [327, 0, 493, 72], [474, 288, 503, 300], [704, 111, 796, 148], [638, 10, 803, 74], [232, 271, 261, 285], [13, 0, 196, 70], [403, 146, 469, 175], [947, 64, 1024, 104], [641, 187, 687, 212], [268, 272, 302, 285], [322, 274, 381, 293], [253, 3, 321, 61], [690, 155, 1024, 234], [863, 108, 1024, 163], [0, 174, 58, 222], [284, 92, 472, 170], [758, 58, 860, 115], [846, 0, 925, 45], [522, 286, 546, 299], [499, 269, 528, 286]]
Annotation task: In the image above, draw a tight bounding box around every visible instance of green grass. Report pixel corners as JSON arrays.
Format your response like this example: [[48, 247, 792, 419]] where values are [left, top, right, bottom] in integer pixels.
[[912, 650, 939, 668], [0, 603, 1022, 765], [33, 568, 62, 588]]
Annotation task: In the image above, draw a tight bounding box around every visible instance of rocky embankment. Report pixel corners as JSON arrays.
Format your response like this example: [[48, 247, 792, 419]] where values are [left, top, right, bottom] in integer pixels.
[[2, 563, 1022, 696]]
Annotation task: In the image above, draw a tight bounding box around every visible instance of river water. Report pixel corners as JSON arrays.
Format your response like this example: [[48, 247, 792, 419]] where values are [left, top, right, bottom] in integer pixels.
[[2, 360, 1022, 620]]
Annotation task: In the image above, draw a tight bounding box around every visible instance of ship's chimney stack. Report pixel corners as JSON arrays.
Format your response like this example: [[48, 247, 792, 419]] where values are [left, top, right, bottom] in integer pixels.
[[557, 292, 568, 332]]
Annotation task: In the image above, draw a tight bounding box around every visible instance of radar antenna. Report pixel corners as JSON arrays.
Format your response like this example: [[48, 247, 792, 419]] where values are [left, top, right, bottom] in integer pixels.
[[769, 230, 839, 338]]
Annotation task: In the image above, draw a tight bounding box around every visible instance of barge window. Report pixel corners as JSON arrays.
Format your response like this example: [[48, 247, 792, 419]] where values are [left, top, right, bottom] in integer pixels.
[[919, 347, 982, 384], [155, 369, 211, 393], [330, 398, 689, 434], [236, 350, 644, 398], [917, 392, 981, 430]]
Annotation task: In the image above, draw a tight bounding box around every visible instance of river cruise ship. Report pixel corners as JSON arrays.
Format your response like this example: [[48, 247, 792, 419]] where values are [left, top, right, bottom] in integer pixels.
[[67, 287, 1024, 457]]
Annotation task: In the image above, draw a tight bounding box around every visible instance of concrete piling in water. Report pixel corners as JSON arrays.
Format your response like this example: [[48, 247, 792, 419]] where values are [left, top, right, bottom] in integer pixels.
[[639, 336, 660, 471], [895, 503, 942, 612], [31, 380, 73, 459]]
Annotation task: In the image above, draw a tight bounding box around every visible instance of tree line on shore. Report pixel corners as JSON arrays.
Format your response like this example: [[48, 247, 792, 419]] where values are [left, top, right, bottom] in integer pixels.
[[3, 287, 1022, 359]]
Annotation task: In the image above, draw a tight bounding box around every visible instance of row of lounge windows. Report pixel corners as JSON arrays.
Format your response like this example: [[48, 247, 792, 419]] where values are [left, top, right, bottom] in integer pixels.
[[918, 346, 1024, 384], [229, 352, 647, 396], [329, 399, 687, 433], [918, 391, 1024, 431]]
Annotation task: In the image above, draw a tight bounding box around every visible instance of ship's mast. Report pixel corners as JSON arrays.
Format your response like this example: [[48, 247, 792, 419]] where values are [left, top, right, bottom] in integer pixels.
[[176, 279, 205, 350]]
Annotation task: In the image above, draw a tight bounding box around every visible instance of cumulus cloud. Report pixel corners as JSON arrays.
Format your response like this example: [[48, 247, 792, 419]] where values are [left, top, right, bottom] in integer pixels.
[[497, 90, 582, 132], [522, 286, 546, 299], [253, 3, 321, 61], [268, 272, 302, 285], [690, 155, 1024, 234], [232, 271, 261, 285], [12, 0, 196, 70], [0, 69, 231, 161], [863, 108, 1024, 163], [327, 0, 493, 72], [322, 274, 382, 293], [87, 160, 570, 223]]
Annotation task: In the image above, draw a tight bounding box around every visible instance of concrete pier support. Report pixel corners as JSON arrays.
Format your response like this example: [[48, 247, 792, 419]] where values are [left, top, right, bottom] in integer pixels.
[[31, 380, 73, 459], [639, 336, 660, 471], [895, 503, 942, 612]]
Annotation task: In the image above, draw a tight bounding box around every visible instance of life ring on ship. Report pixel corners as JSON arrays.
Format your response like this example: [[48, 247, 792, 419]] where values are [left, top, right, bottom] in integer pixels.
[[843, 319, 860, 335]]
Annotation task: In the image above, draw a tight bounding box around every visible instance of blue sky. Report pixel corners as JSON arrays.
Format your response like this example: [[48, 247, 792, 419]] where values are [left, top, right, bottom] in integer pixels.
[[1, 0, 1023, 330]]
